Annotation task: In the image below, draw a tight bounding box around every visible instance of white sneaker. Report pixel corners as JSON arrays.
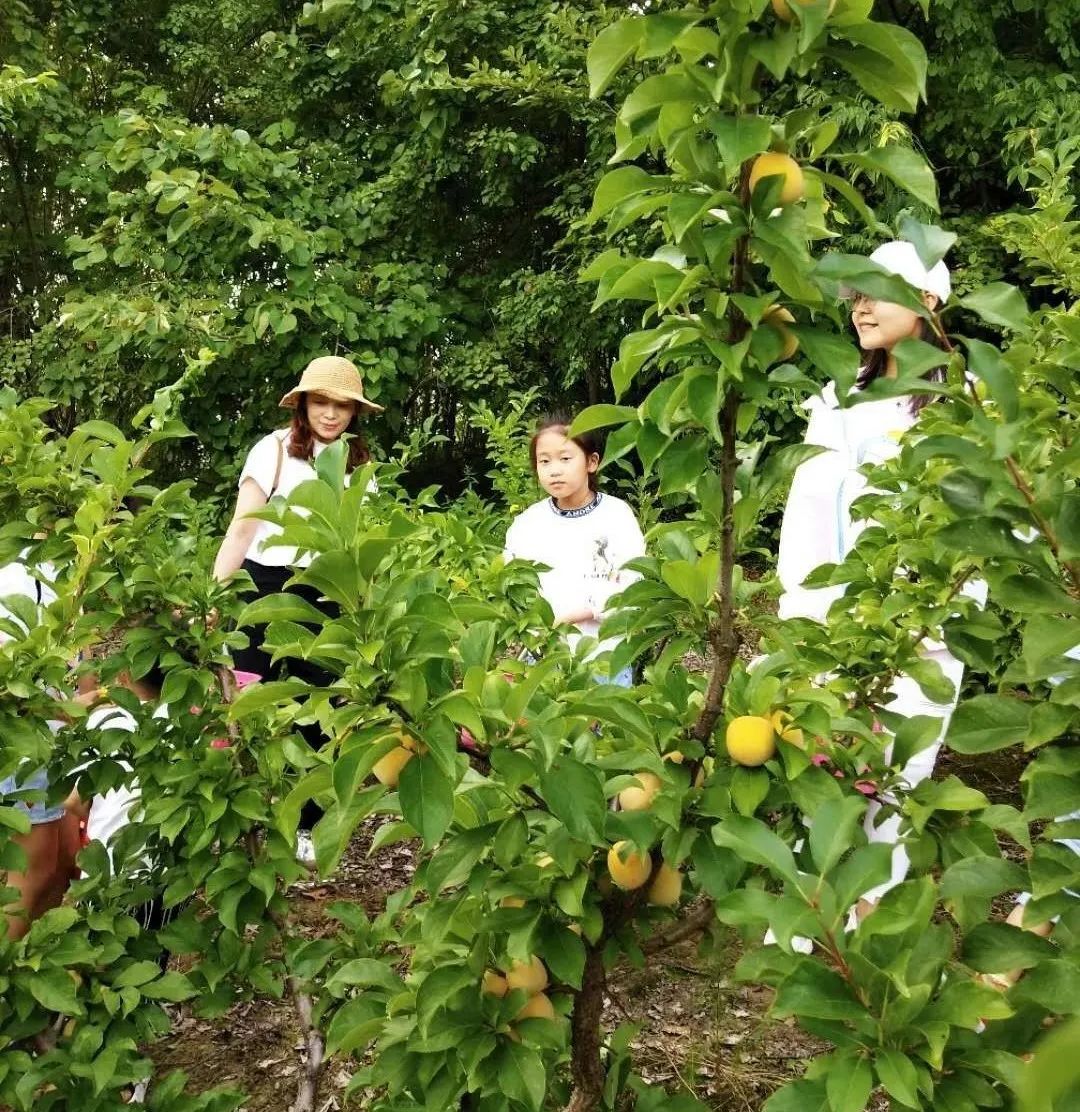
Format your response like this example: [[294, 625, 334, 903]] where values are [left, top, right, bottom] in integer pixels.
[[295, 829, 317, 870]]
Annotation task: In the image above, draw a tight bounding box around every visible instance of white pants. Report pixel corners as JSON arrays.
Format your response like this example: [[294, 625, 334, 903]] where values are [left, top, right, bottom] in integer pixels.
[[859, 650, 965, 904]]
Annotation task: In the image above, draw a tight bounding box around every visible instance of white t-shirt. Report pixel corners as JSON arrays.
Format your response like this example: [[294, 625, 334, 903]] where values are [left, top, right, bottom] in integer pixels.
[[777, 382, 918, 623], [0, 558, 57, 642], [238, 430, 331, 568], [504, 492, 646, 652], [83, 704, 166, 873]]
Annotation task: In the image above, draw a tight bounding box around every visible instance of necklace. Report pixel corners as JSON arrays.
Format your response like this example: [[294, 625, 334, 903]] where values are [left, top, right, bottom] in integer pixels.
[[550, 491, 602, 519]]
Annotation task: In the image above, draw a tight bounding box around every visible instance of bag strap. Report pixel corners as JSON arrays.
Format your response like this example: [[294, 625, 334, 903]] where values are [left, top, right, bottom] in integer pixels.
[[269, 432, 285, 498]]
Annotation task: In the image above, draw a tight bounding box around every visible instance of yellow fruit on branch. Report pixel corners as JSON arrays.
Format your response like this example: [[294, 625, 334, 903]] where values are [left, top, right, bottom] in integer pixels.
[[725, 716, 777, 766], [748, 152, 805, 206], [762, 305, 799, 361], [505, 956, 548, 995], [515, 991, 556, 1021], [482, 970, 509, 997], [618, 771, 662, 812], [771, 710, 806, 750], [662, 750, 685, 764], [372, 746, 415, 787], [770, 0, 836, 22], [607, 841, 653, 890], [396, 730, 425, 753], [647, 863, 684, 907]]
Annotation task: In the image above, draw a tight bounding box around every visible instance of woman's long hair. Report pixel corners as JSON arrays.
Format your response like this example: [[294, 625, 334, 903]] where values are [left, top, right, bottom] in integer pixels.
[[855, 316, 950, 415], [288, 395, 370, 471]]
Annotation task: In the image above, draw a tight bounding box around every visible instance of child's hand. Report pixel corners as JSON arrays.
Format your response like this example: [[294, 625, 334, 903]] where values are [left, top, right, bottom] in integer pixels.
[[554, 607, 597, 627]]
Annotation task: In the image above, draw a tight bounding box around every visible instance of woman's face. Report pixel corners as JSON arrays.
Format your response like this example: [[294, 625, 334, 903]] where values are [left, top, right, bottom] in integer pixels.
[[305, 393, 358, 442], [851, 291, 935, 352]]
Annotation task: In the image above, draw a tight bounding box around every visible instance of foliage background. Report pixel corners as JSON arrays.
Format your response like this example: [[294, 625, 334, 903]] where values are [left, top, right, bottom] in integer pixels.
[[3, 0, 1079, 506]]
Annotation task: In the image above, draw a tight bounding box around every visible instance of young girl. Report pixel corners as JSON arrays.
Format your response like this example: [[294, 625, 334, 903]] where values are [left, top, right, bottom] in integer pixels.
[[212, 355, 383, 865], [504, 414, 646, 685], [777, 241, 979, 916]]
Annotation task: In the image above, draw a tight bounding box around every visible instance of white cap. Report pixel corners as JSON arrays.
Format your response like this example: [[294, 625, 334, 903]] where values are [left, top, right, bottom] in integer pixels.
[[851, 240, 951, 304]]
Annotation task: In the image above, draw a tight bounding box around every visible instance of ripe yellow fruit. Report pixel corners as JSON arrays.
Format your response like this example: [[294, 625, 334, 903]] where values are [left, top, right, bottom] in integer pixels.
[[749, 152, 805, 206], [618, 771, 662, 812], [607, 841, 653, 890], [516, 991, 556, 1021], [763, 305, 799, 361], [725, 716, 777, 767], [505, 956, 548, 995], [771, 710, 806, 750], [662, 750, 685, 764], [500, 896, 526, 909], [482, 970, 509, 997], [372, 746, 415, 787], [647, 863, 684, 907], [771, 0, 836, 22]]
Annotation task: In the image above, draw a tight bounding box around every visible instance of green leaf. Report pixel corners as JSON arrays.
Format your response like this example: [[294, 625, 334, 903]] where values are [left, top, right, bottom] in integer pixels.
[[229, 679, 314, 718], [399, 756, 454, 847], [829, 22, 928, 113], [325, 958, 404, 994], [710, 114, 772, 177], [945, 695, 1033, 754], [539, 756, 606, 846], [539, 922, 586, 990], [1057, 491, 1080, 560], [500, 1041, 547, 1111], [587, 17, 644, 98], [840, 146, 939, 211], [712, 816, 799, 887], [809, 795, 867, 875], [325, 995, 385, 1057], [764, 1080, 829, 1112], [25, 969, 82, 1015], [812, 254, 928, 315], [589, 166, 666, 223], [773, 961, 866, 1021], [898, 217, 956, 269], [958, 282, 1029, 332], [825, 1052, 873, 1112], [568, 404, 638, 436], [1015, 1017, 1080, 1112], [790, 325, 862, 398], [730, 766, 770, 817], [962, 338, 1019, 420], [962, 922, 1058, 975], [143, 971, 197, 1002], [236, 591, 329, 629], [875, 1048, 920, 1107], [940, 857, 1026, 902]]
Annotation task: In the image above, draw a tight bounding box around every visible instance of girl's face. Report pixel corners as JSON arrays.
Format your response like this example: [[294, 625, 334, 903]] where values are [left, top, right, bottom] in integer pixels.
[[851, 291, 937, 353], [305, 393, 358, 442], [533, 429, 599, 509]]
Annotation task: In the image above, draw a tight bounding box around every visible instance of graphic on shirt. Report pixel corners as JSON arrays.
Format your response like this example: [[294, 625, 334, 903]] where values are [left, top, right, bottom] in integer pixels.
[[591, 536, 616, 581]]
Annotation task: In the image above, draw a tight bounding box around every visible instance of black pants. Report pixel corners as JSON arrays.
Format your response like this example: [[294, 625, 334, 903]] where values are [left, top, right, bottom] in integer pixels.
[[234, 559, 339, 830]]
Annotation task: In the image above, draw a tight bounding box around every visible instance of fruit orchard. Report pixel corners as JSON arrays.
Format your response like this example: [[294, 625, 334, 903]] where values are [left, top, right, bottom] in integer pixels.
[[2, 1, 1079, 1111]]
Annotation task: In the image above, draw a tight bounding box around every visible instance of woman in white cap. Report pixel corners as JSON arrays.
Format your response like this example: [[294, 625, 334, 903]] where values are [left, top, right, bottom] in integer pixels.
[[212, 355, 383, 865], [776, 241, 973, 923]]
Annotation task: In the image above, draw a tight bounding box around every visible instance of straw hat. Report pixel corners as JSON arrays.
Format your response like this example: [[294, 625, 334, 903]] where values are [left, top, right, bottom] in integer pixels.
[[279, 355, 384, 412]]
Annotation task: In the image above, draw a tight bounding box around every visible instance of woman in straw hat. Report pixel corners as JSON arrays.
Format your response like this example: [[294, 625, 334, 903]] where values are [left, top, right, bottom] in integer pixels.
[[212, 355, 383, 865]]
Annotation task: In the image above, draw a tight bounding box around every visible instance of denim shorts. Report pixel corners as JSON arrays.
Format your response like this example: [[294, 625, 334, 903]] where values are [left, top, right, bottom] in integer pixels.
[[0, 767, 66, 825]]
